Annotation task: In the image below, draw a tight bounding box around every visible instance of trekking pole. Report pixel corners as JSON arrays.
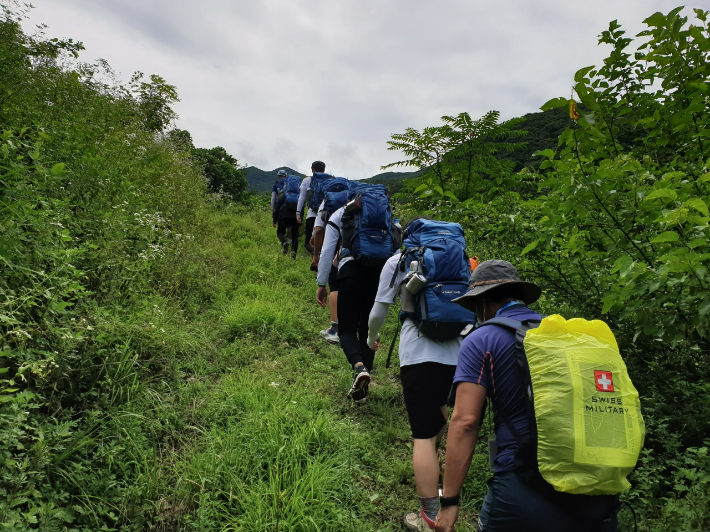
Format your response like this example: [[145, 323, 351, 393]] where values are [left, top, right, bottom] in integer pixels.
[[385, 321, 401, 369]]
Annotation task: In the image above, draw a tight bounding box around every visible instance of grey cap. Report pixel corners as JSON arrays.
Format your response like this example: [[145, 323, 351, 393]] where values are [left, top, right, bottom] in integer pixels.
[[452, 259, 541, 311], [277, 169, 287, 176]]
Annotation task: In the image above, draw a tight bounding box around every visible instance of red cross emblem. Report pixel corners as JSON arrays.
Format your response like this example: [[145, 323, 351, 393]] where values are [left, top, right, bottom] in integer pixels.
[[594, 370, 614, 392]]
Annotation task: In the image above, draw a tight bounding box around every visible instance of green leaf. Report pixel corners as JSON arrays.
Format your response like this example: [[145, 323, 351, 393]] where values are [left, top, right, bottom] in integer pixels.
[[650, 231, 680, 243], [645, 189, 678, 201], [51, 162, 66, 175], [574, 66, 595, 82], [533, 149, 555, 160], [685, 198, 709, 217], [699, 299, 710, 317], [521, 239, 539, 255], [0, 313, 18, 324], [540, 97, 567, 112]]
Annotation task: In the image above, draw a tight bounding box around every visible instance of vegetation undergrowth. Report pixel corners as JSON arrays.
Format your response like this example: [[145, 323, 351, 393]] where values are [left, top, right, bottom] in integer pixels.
[[1, 5, 489, 530]]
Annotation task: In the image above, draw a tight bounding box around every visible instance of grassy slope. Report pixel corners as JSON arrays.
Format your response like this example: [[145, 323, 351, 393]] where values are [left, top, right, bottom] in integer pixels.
[[155, 204, 491, 531]]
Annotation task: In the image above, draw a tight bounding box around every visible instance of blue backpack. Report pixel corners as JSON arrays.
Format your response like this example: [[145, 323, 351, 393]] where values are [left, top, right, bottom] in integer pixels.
[[307, 172, 335, 211], [278, 175, 301, 209], [390, 219, 475, 340], [340, 184, 401, 267], [321, 177, 356, 221], [273, 178, 286, 193]]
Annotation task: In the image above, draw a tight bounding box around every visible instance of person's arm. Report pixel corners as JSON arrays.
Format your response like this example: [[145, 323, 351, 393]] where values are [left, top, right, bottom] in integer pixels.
[[367, 301, 390, 348], [316, 213, 341, 307], [270, 191, 277, 211], [296, 177, 310, 223], [435, 382, 487, 532]]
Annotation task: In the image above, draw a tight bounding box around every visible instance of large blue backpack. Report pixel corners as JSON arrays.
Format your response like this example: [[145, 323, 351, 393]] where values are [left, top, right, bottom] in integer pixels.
[[321, 177, 356, 221], [390, 219, 475, 340], [278, 175, 301, 210], [273, 178, 286, 193], [340, 184, 401, 267], [307, 172, 335, 211]]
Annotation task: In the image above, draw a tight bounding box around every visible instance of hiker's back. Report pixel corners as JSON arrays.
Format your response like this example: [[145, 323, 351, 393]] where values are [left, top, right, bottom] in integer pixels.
[[278, 175, 301, 216], [397, 219, 475, 341], [340, 184, 400, 268]]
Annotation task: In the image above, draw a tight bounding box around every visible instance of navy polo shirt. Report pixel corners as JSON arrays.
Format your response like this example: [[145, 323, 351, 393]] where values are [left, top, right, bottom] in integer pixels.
[[454, 304, 542, 473]]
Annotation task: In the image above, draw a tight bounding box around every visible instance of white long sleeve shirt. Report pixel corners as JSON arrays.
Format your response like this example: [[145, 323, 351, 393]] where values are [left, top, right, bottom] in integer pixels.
[[316, 206, 352, 286], [296, 176, 317, 219]]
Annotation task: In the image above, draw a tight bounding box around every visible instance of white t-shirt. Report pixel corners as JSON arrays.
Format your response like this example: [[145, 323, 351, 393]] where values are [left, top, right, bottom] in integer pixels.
[[376, 253, 460, 367]]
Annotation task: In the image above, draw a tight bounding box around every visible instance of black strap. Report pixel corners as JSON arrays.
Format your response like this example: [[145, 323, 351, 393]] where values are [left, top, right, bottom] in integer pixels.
[[326, 220, 340, 234], [389, 250, 411, 288], [385, 320, 401, 368], [478, 316, 541, 473]]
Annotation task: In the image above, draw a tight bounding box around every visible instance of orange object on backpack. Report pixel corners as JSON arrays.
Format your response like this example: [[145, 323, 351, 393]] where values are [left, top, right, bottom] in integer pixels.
[[470, 256, 479, 272]]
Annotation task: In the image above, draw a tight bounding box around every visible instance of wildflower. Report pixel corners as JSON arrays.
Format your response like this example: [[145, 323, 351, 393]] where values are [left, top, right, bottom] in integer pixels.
[[269, 382, 279, 387]]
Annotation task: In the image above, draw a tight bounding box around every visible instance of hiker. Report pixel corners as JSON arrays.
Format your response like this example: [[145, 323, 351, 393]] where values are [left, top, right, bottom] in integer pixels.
[[274, 172, 301, 257], [435, 260, 622, 532], [313, 200, 339, 343], [270, 169, 287, 229], [315, 183, 400, 402], [296, 160, 332, 255], [311, 178, 355, 343], [366, 218, 475, 531]]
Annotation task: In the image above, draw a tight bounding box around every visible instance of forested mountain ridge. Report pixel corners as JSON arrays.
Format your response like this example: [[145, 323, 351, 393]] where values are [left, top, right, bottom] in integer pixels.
[[245, 108, 569, 194]]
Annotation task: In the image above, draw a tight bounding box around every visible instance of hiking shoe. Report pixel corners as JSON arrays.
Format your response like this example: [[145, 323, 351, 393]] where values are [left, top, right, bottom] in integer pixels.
[[282, 241, 289, 254], [291, 251, 297, 259], [320, 327, 339, 344], [402, 511, 433, 532], [348, 367, 370, 402]]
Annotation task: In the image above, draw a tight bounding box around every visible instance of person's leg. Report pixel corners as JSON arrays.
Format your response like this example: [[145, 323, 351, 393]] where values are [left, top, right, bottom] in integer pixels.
[[276, 220, 288, 253], [329, 290, 338, 323], [412, 437, 439, 497], [289, 218, 299, 254], [357, 265, 381, 371], [336, 269, 364, 368], [304, 216, 315, 254], [402, 363, 454, 530]]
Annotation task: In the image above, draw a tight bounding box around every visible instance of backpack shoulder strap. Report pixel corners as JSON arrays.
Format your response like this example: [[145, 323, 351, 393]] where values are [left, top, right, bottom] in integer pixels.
[[389, 249, 413, 288], [478, 315, 541, 474]]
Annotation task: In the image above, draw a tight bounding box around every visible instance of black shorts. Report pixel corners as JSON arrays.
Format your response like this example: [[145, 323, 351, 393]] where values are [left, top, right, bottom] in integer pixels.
[[328, 265, 339, 292], [400, 362, 456, 439]]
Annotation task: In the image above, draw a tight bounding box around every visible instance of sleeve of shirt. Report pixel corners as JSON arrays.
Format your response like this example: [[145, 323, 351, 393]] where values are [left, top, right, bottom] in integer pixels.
[[453, 331, 489, 390], [314, 200, 326, 229], [316, 208, 342, 286], [270, 191, 277, 211], [375, 253, 403, 304], [297, 176, 310, 215], [367, 301, 390, 344]]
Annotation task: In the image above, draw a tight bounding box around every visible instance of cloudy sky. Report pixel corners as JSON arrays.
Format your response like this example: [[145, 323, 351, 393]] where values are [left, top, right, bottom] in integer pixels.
[[26, 0, 687, 179]]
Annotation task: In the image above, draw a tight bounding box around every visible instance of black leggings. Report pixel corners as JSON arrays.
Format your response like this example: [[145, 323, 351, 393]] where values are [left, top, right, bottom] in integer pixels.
[[277, 218, 300, 253], [336, 261, 382, 371], [304, 216, 315, 254]]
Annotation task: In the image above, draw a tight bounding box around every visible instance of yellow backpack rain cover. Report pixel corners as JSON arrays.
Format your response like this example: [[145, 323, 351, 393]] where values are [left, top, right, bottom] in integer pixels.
[[524, 315, 645, 495]]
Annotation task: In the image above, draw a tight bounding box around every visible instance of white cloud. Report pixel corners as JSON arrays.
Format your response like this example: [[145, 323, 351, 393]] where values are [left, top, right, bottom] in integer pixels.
[[26, 0, 687, 179]]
